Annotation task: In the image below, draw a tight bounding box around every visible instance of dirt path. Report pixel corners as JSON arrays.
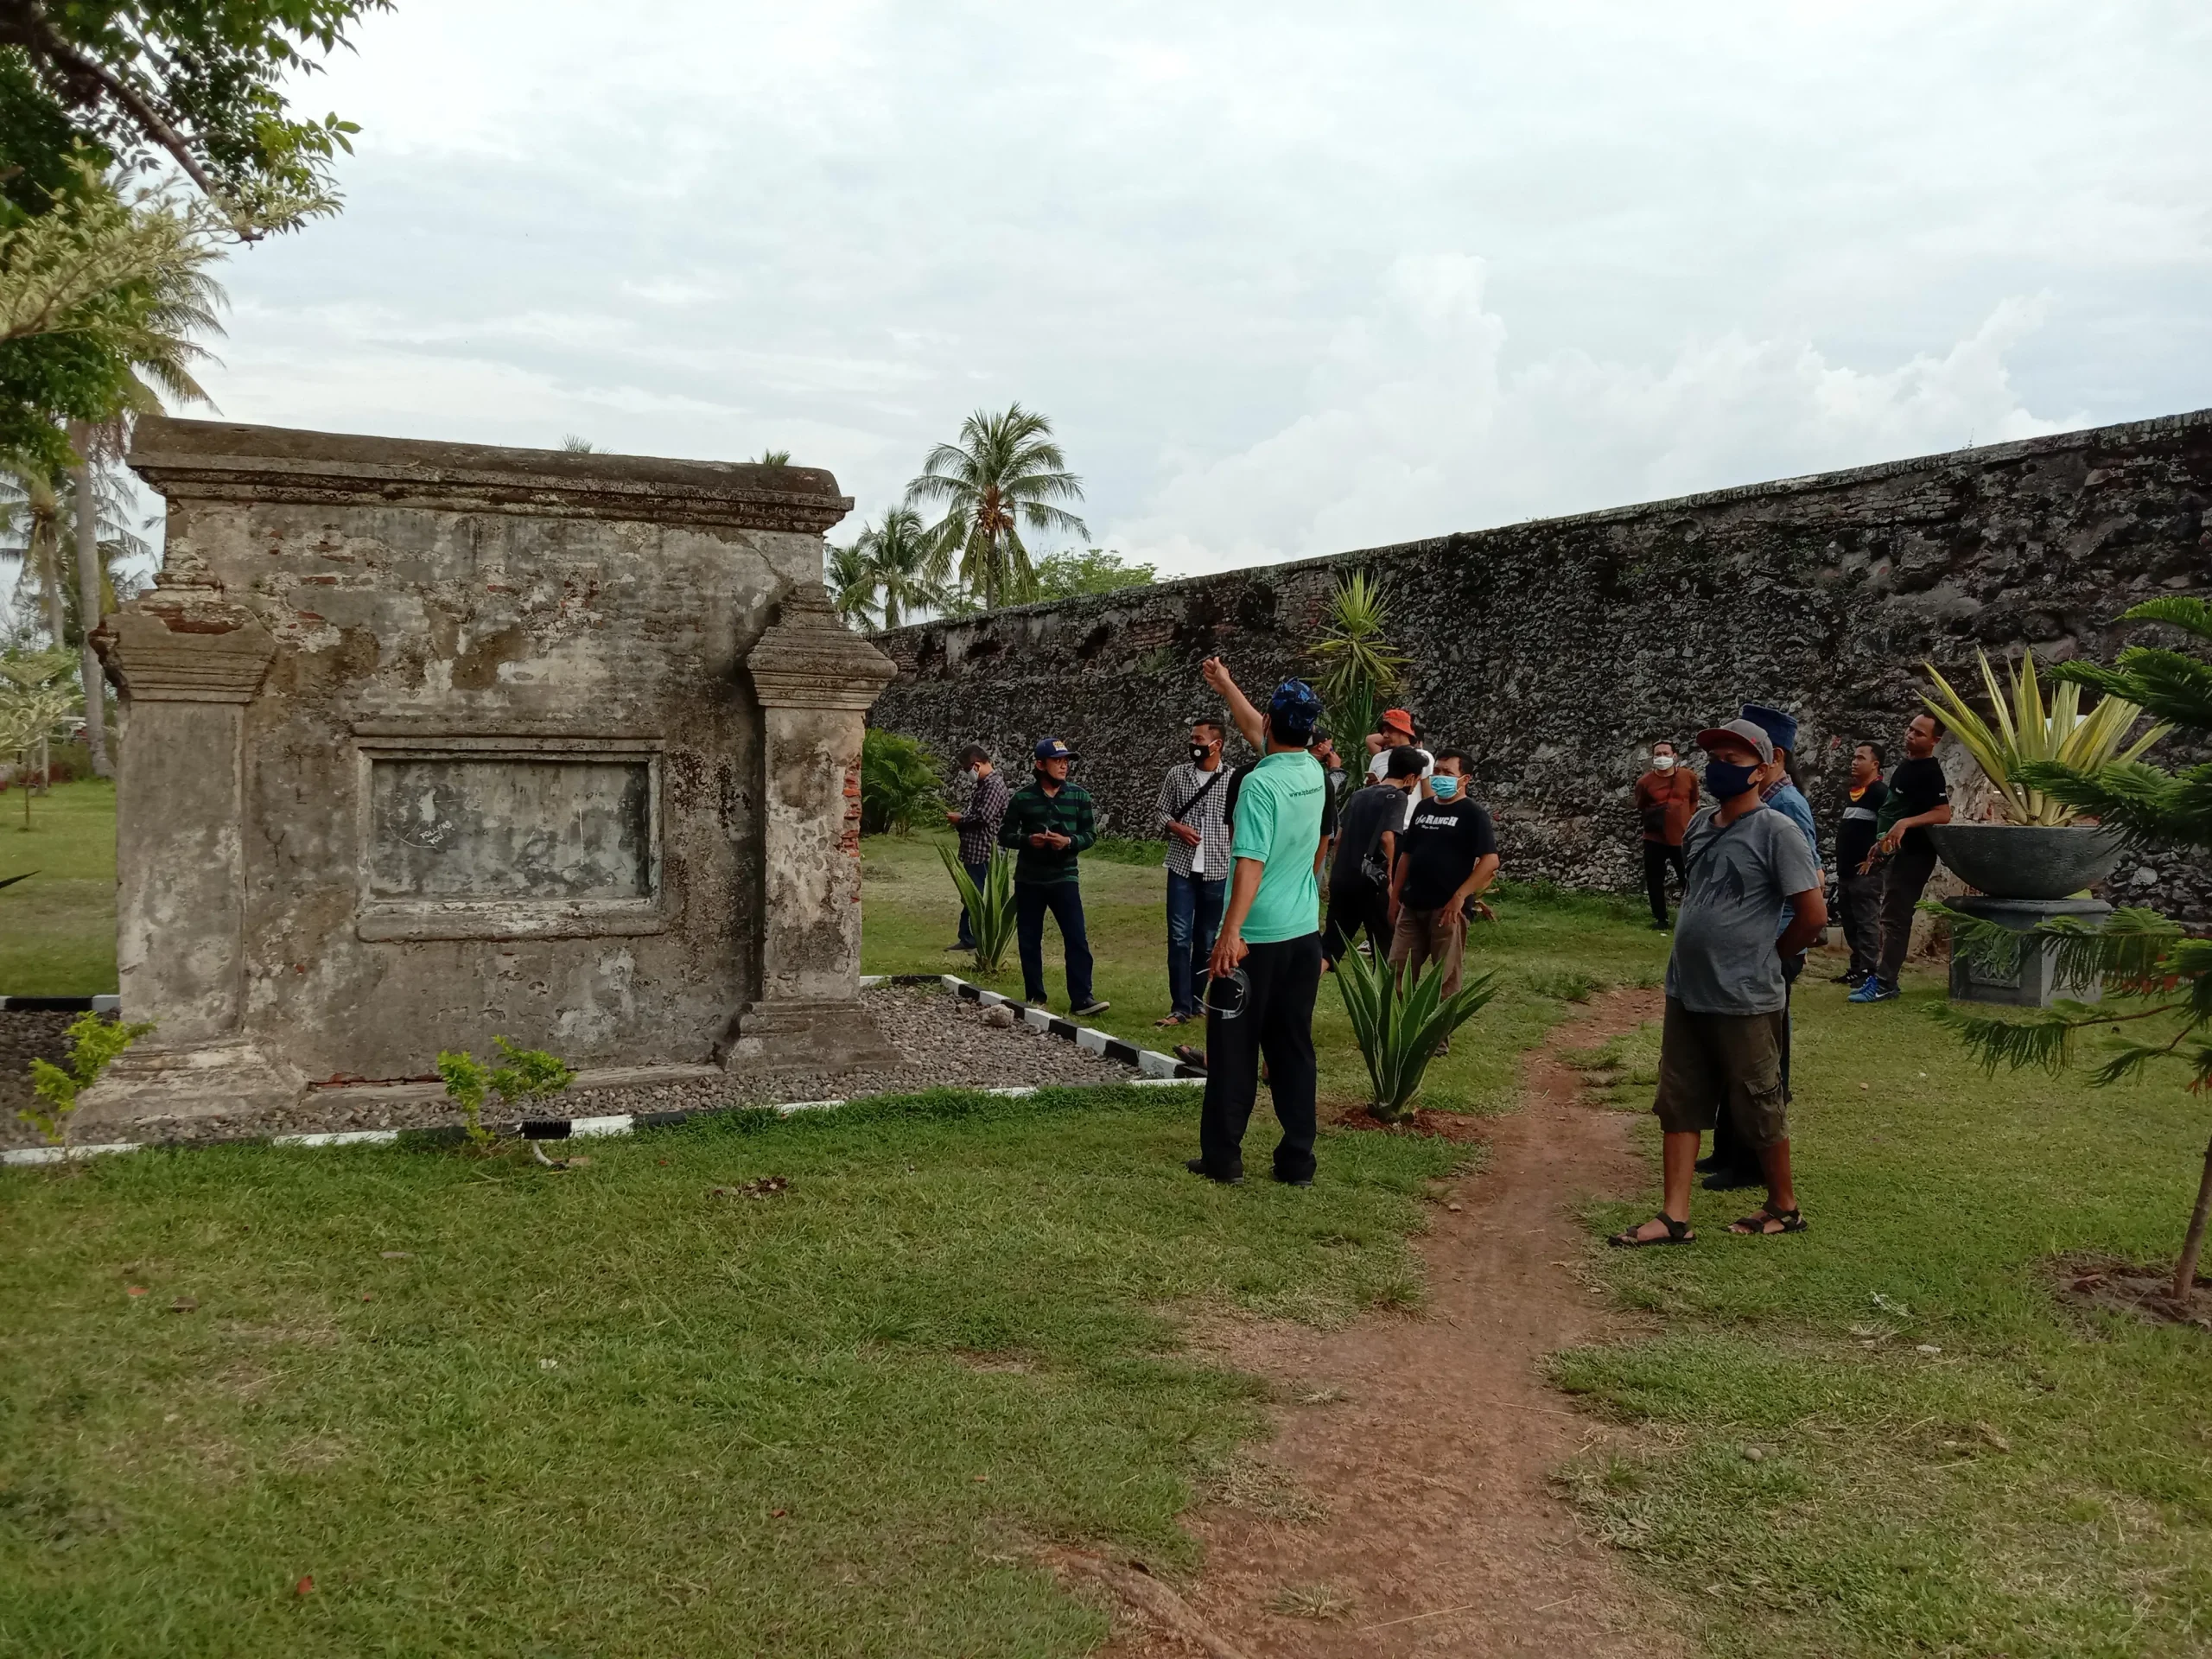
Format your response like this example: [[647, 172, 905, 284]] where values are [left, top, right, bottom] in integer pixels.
[[1085, 986, 1681, 1658]]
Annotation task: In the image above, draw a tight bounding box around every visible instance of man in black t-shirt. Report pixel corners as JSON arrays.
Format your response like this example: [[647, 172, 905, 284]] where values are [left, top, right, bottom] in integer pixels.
[[1324, 746, 1425, 966], [1850, 712, 1952, 1004], [1829, 740, 1889, 985], [1387, 749, 1500, 998]]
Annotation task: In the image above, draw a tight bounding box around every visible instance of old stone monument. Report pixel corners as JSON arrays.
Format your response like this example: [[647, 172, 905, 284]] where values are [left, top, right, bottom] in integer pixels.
[[78, 418, 896, 1138]]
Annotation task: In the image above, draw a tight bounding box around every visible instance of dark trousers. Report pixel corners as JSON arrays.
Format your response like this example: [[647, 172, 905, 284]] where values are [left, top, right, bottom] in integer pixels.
[[1643, 839, 1687, 925], [955, 858, 991, 948], [1710, 951, 1802, 1179], [1166, 870, 1228, 1017], [1876, 843, 1941, 987], [1837, 868, 1882, 976], [1198, 933, 1324, 1182], [1015, 880, 1094, 1007], [1322, 878, 1390, 963]]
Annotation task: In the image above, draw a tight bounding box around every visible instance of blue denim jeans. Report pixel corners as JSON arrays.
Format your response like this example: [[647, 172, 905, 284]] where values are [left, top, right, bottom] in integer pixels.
[[1166, 870, 1228, 1017], [1015, 880, 1094, 1007], [955, 859, 990, 947]]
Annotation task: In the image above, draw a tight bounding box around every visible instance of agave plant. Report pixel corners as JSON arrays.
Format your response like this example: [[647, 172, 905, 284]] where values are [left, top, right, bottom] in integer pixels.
[[938, 845, 1017, 975], [1922, 648, 2167, 826], [1311, 569, 1407, 753], [1334, 948, 1496, 1123]]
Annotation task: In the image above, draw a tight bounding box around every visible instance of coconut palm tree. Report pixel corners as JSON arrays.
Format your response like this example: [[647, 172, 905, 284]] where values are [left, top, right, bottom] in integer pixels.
[[905, 404, 1087, 610], [826, 541, 877, 629], [855, 507, 945, 630]]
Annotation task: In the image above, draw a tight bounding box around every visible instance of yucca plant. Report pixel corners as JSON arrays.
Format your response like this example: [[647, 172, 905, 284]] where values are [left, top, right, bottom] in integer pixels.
[[938, 845, 1017, 975], [1334, 947, 1496, 1123], [1922, 647, 2166, 824], [1311, 569, 1407, 753]]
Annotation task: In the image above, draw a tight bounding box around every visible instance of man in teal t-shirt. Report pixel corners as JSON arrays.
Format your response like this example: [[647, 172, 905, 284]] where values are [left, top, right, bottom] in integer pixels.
[[1189, 663, 1327, 1187]]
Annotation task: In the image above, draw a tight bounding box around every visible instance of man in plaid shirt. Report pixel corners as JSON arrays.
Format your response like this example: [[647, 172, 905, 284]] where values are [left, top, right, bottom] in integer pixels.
[[1154, 717, 1233, 1026], [945, 744, 1010, 951]]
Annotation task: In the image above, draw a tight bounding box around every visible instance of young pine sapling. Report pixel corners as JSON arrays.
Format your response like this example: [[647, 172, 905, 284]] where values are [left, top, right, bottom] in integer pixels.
[[435, 1037, 575, 1153], [21, 1013, 155, 1147]]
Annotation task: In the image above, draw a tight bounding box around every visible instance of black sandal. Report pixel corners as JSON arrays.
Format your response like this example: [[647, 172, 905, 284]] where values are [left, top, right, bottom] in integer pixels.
[[1609, 1213, 1695, 1248], [1728, 1201, 1808, 1236]]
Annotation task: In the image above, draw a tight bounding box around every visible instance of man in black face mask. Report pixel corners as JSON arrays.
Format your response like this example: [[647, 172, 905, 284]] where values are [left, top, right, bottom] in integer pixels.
[[1154, 718, 1232, 1027]]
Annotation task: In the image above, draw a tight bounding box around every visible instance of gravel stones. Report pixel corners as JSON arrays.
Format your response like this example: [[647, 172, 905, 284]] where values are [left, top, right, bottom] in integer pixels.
[[0, 988, 1145, 1151]]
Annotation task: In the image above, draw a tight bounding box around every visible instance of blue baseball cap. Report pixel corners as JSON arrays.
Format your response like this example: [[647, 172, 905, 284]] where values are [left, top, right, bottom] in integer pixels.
[[1268, 679, 1324, 744], [1033, 737, 1079, 762], [1738, 702, 1798, 754]]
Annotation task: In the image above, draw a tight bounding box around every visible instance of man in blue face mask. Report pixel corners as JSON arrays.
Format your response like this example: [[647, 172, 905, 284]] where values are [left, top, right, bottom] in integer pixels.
[[1612, 719, 1826, 1249], [1386, 749, 1499, 1004]]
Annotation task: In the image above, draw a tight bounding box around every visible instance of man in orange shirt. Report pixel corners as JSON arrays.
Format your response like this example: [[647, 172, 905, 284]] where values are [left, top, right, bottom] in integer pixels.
[[1634, 740, 1700, 931]]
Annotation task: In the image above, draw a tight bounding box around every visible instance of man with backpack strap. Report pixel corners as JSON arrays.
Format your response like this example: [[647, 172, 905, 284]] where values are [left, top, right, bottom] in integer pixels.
[[1154, 717, 1233, 1027]]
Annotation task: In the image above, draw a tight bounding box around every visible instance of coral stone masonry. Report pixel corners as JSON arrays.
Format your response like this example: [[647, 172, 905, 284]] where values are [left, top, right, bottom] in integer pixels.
[[77, 418, 895, 1139], [871, 409, 2212, 921]]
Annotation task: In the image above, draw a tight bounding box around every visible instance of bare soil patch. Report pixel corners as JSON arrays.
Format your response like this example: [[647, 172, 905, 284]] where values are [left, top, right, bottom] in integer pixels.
[[1090, 987, 1685, 1657], [1325, 1101, 1489, 1144], [2050, 1252, 2212, 1333]]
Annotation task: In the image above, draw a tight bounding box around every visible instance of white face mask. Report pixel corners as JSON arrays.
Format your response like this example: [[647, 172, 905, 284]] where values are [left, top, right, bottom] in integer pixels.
[[1653, 754, 1677, 770]]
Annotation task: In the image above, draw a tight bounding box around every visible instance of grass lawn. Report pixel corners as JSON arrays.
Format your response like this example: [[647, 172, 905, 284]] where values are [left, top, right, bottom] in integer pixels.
[[1560, 976, 2212, 1655], [0, 779, 117, 996]]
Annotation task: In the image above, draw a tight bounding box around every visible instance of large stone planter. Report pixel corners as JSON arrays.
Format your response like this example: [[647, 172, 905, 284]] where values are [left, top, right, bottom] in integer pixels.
[[1925, 823, 2126, 901]]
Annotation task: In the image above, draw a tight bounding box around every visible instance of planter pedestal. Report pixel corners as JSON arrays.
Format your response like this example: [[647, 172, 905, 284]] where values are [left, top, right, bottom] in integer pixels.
[[1947, 895, 2110, 1007]]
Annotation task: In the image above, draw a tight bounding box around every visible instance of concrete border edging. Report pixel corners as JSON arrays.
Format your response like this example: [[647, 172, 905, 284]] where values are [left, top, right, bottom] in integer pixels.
[[2, 977, 1199, 1166]]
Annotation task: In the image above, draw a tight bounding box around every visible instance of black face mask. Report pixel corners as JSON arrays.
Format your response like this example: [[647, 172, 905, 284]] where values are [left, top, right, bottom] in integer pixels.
[[1190, 743, 1212, 764]]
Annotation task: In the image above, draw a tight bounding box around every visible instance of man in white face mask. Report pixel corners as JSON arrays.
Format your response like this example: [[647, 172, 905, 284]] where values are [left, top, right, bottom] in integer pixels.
[[1634, 740, 1698, 930]]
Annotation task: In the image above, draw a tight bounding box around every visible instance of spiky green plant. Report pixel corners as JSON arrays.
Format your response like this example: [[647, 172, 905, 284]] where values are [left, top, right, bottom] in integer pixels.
[[1921, 647, 2165, 825], [1333, 947, 1496, 1123], [1934, 597, 2208, 1306], [938, 845, 1017, 975], [1311, 569, 1407, 754]]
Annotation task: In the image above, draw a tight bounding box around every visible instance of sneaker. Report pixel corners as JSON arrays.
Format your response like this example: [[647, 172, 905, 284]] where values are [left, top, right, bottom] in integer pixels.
[[1827, 969, 1855, 984], [1649, 919, 1670, 931], [1072, 999, 1111, 1018], [1273, 1171, 1314, 1188], [1185, 1157, 1242, 1185], [1847, 977, 1899, 1003]]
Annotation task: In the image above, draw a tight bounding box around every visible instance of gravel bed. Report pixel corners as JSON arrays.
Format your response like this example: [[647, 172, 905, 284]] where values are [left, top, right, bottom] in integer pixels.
[[0, 988, 1147, 1150]]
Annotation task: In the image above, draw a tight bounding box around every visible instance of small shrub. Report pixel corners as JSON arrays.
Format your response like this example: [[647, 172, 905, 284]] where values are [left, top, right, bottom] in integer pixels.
[[1334, 950, 1497, 1122], [436, 1037, 575, 1154], [939, 846, 1017, 974], [860, 728, 943, 836], [22, 1013, 155, 1147]]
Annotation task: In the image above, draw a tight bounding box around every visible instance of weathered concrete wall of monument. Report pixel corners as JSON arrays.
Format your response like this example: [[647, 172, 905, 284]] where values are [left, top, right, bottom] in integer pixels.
[[874, 409, 2212, 920]]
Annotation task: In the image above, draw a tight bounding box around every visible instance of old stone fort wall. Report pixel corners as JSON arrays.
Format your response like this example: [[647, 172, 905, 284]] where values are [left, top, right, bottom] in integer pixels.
[[870, 408, 2212, 921]]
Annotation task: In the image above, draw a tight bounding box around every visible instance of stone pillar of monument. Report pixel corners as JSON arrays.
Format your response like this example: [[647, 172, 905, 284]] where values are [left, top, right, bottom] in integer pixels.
[[74, 556, 304, 1133], [727, 580, 903, 1073]]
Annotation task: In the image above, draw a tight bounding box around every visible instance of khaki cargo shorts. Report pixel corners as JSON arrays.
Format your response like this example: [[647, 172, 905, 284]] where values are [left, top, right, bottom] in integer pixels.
[[1652, 996, 1789, 1148]]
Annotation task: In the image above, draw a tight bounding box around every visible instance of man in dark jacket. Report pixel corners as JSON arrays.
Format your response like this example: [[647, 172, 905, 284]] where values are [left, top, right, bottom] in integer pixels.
[[947, 744, 1010, 951], [998, 737, 1109, 1017]]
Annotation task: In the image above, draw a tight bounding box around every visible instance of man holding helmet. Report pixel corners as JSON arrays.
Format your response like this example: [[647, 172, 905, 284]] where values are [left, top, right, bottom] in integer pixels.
[[1188, 663, 1329, 1187]]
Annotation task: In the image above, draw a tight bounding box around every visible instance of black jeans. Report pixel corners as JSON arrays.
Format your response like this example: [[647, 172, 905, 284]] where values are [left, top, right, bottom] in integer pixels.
[[1321, 877, 1390, 963], [1015, 880, 1095, 1007], [1710, 951, 1802, 1179], [1876, 843, 1940, 987], [1198, 932, 1324, 1182], [1837, 868, 1882, 977], [955, 858, 991, 948], [1643, 839, 1687, 925]]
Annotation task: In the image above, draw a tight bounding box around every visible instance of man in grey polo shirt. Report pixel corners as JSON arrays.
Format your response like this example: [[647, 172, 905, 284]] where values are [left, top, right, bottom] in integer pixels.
[[1611, 718, 1827, 1248]]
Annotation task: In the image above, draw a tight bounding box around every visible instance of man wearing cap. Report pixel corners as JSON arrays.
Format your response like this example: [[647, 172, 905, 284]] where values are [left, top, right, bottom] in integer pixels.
[[1702, 702, 1825, 1191], [998, 738, 1109, 1018], [1612, 718, 1824, 1248], [1367, 709, 1433, 830], [1192, 659, 1329, 1186]]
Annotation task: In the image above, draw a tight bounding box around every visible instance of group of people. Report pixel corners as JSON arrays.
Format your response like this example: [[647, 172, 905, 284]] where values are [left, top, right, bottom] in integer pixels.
[[939, 677, 1951, 1242]]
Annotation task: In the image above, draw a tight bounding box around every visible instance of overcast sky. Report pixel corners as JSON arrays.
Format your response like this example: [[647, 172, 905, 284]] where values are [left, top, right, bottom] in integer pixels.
[[170, 1, 2212, 576]]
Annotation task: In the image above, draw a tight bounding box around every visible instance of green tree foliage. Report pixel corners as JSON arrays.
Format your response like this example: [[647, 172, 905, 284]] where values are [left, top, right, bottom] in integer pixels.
[[2, 439, 150, 643], [853, 505, 944, 630], [859, 727, 941, 836], [826, 538, 875, 629], [1936, 596, 2211, 1304], [906, 403, 1086, 610], [22, 1008, 153, 1145], [1027, 547, 1154, 601], [0, 0, 382, 232]]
